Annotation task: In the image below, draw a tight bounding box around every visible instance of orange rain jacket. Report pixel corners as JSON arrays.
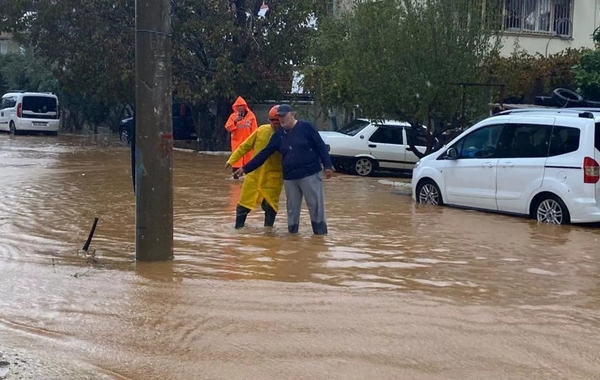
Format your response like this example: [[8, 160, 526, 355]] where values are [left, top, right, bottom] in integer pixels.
[[224, 97, 258, 168]]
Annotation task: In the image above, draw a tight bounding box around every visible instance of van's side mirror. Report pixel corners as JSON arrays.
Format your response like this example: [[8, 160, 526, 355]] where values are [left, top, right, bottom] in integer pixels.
[[445, 147, 458, 160]]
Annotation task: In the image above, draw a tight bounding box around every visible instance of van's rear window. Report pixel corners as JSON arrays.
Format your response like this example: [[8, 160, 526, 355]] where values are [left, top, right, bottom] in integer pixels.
[[22, 96, 57, 113]]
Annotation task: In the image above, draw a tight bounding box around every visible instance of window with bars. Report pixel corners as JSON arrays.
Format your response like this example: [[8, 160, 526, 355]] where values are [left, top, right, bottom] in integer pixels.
[[503, 0, 572, 36]]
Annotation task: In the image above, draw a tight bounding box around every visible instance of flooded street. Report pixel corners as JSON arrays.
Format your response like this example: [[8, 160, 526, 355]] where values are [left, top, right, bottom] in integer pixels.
[[1, 133, 600, 379]]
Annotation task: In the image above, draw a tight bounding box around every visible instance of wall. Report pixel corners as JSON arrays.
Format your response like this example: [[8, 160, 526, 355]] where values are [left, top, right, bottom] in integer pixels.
[[499, 0, 600, 56]]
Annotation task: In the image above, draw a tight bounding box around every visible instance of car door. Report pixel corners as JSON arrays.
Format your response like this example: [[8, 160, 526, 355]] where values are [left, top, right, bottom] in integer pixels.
[[443, 123, 505, 210], [0, 97, 7, 131], [495, 117, 554, 214], [367, 125, 406, 170], [5, 96, 17, 128], [404, 126, 428, 169]]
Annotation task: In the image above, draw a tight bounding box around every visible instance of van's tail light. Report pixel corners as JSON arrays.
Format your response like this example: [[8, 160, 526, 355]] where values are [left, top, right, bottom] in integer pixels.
[[57, 106, 60, 119], [17, 103, 22, 118], [583, 156, 599, 184]]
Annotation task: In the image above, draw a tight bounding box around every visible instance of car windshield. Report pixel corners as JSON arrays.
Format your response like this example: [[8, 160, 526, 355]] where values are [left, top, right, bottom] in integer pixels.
[[337, 120, 369, 136]]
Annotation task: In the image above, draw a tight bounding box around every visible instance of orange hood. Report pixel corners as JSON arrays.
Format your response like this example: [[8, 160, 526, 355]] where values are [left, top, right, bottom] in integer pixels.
[[232, 96, 249, 113]]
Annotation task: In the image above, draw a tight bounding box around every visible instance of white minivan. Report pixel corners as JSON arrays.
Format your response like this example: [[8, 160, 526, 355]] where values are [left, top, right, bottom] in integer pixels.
[[412, 108, 600, 225], [0, 91, 60, 135]]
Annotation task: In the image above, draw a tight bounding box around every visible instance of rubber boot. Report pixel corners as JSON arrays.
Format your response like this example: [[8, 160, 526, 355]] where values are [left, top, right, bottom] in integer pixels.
[[261, 200, 277, 227], [235, 204, 251, 229]]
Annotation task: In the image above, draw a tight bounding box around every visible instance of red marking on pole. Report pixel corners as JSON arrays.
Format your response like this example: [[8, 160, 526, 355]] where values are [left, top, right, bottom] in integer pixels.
[[160, 133, 173, 158]]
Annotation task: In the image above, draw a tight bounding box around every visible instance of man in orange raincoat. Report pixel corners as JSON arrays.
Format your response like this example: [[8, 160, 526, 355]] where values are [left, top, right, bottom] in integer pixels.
[[224, 96, 258, 171]]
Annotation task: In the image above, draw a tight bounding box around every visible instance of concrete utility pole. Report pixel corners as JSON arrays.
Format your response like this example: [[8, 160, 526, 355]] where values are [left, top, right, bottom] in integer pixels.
[[134, 0, 174, 261]]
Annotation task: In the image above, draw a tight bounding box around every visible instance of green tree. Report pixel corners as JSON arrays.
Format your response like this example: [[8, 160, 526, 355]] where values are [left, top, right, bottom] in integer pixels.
[[172, 0, 327, 149], [307, 0, 502, 157], [2, 0, 135, 132], [3, 0, 326, 144], [572, 29, 600, 101], [0, 49, 59, 93]]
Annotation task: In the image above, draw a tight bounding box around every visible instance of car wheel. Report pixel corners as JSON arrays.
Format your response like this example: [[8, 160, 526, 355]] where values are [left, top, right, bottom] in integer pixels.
[[534, 195, 570, 225], [9, 121, 16, 135], [353, 157, 375, 176], [417, 179, 443, 205]]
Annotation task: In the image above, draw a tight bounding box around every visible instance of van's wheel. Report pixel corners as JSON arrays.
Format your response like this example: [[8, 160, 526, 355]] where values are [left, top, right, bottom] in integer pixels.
[[9, 121, 16, 135], [353, 157, 376, 176], [534, 194, 570, 225], [417, 179, 443, 205]]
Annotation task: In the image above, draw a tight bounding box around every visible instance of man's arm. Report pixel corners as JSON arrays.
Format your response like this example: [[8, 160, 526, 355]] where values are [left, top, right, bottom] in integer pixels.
[[227, 129, 258, 166], [224, 114, 239, 132], [242, 132, 280, 174], [307, 123, 333, 169]]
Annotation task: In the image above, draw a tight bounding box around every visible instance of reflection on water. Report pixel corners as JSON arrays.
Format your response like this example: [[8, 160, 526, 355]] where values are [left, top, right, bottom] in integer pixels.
[[0, 134, 600, 379]]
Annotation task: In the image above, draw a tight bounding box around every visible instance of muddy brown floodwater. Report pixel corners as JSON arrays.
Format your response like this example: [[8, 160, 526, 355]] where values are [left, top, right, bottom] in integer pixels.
[[1, 133, 600, 379]]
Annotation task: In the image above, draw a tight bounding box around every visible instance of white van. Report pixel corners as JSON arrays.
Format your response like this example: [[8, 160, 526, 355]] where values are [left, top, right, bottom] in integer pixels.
[[0, 91, 60, 135], [412, 108, 600, 225]]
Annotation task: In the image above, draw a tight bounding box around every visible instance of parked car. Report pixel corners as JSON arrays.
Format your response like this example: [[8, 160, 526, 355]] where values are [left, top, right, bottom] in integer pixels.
[[0, 91, 60, 135], [318, 119, 429, 176], [412, 108, 600, 225], [119, 102, 197, 142]]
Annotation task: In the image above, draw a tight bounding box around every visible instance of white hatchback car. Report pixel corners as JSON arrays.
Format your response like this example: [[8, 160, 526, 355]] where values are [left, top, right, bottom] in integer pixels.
[[412, 108, 600, 225], [0, 91, 60, 135], [319, 119, 428, 176]]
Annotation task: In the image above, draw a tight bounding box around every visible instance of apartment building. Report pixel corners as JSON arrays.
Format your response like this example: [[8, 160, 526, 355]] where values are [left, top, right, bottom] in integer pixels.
[[500, 0, 599, 56], [334, 0, 600, 56]]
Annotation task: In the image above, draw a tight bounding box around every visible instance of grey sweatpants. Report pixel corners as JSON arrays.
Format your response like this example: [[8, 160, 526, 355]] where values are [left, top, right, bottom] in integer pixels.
[[284, 171, 328, 235]]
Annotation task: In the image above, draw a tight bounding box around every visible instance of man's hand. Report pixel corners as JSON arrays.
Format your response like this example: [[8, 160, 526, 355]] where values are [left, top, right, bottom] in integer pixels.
[[234, 116, 244, 123], [324, 168, 333, 179], [233, 167, 245, 179], [225, 162, 232, 170]]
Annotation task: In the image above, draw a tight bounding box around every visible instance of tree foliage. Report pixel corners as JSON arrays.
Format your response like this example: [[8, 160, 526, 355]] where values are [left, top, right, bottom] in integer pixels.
[[484, 47, 580, 104], [172, 0, 324, 103], [0, 49, 58, 94], [2, 0, 135, 132], [2, 0, 325, 145], [572, 29, 600, 101], [573, 50, 600, 101], [306, 0, 503, 157], [171, 0, 326, 148]]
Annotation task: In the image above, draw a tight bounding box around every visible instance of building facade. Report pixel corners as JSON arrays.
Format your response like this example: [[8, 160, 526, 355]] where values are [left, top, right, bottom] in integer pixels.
[[334, 0, 600, 56], [499, 0, 600, 56]]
